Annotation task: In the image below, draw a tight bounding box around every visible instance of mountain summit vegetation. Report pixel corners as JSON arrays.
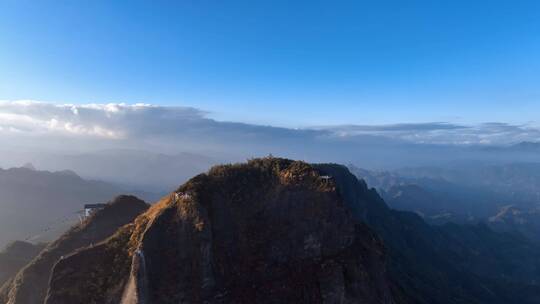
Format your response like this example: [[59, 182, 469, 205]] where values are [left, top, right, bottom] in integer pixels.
[[45, 158, 399, 304]]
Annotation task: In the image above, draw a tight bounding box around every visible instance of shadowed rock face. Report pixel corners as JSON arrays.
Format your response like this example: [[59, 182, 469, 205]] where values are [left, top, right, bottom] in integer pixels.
[[45, 158, 399, 304], [316, 163, 540, 304], [0, 195, 149, 304], [0, 241, 46, 288]]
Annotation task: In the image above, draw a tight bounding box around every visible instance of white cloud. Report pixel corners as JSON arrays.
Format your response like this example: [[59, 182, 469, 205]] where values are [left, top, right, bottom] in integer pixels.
[[2, 99, 540, 174], [1, 100, 539, 152], [0, 100, 202, 139]]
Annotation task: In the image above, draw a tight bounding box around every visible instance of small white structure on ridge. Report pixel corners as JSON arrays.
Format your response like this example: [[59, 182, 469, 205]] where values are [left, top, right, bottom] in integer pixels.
[[84, 203, 107, 217]]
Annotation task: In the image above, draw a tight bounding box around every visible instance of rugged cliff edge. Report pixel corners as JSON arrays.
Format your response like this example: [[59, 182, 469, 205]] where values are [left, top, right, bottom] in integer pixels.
[[45, 158, 399, 304], [316, 163, 540, 304], [0, 195, 149, 304]]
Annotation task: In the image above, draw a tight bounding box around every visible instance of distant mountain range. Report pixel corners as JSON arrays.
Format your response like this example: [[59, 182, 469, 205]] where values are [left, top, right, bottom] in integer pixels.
[[0, 149, 219, 193], [0, 165, 158, 248], [317, 162, 540, 303], [483, 141, 540, 153], [349, 163, 540, 243], [47, 150, 218, 192], [349, 165, 501, 222]]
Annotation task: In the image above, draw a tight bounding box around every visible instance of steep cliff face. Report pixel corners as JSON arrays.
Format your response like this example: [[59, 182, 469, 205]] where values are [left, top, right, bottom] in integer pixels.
[[0, 195, 148, 304], [316, 164, 540, 304], [46, 158, 400, 304]]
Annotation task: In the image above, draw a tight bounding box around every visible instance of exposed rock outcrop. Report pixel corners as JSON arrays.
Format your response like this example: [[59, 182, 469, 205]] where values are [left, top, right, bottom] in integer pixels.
[[45, 158, 399, 304]]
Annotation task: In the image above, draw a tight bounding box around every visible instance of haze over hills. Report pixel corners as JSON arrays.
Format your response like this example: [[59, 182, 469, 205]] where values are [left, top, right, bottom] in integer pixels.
[[315, 162, 540, 303], [38, 150, 218, 192], [350, 163, 540, 245], [0, 149, 218, 193], [350, 165, 498, 222], [0, 165, 158, 248], [2, 102, 540, 179], [485, 141, 540, 153], [395, 162, 540, 204]]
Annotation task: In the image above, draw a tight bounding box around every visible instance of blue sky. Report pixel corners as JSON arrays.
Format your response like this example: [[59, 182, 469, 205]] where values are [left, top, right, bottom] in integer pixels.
[[1, 0, 540, 127]]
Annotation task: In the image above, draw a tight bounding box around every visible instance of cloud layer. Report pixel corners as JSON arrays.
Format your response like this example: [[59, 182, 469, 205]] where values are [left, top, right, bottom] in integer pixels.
[[325, 122, 540, 145], [0, 101, 205, 139], [1, 100, 539, 151]]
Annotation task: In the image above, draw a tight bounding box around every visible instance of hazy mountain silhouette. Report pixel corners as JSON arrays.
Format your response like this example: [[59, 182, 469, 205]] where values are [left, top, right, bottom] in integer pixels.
[[1, 149, 218, 193], [0, 165, 156, 248], [349, 165, 497, 223], [350, 163, 540, 226]]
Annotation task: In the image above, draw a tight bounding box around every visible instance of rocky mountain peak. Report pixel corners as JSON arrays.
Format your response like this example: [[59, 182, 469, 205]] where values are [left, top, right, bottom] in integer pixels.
[[45, 158, 398, 304]]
